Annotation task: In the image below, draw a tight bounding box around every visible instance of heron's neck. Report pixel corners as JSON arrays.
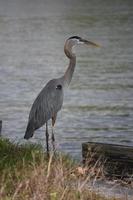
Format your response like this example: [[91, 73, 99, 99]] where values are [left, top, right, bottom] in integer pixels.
[[64, 56, 76, 85], [63, 42, 76, 86]]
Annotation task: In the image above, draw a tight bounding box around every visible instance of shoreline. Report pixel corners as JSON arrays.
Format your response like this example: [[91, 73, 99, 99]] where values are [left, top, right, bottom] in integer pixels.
[[0, 137, 132, 200]]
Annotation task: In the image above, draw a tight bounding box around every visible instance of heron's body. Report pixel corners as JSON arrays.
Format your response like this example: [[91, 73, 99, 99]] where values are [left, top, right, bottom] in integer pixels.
[[25, 77, 64, 139], [24, 36, 99, 152]]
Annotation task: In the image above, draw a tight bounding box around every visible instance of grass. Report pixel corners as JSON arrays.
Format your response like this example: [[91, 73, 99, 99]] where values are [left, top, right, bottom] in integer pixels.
[[0, 138, 119, 200]]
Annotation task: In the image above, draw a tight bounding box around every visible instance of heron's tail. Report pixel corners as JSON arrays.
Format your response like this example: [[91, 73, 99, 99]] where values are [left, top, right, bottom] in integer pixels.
[[24, 121, 34, 139]]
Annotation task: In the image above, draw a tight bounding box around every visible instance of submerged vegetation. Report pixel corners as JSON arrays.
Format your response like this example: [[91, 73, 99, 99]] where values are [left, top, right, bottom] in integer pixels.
[[0, 138, 120, 200]]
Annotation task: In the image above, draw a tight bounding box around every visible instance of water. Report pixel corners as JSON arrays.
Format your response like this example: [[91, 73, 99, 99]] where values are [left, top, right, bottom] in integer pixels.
[[0, 0, 133, 158]]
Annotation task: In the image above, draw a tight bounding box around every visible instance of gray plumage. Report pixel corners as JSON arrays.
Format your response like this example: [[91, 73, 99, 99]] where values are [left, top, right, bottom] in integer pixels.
[[24, 36, 99, 145], [24, 78, 64, 139]]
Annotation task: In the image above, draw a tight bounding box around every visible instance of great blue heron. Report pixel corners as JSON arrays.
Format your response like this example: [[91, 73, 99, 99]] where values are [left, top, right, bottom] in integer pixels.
[[24, 36, 99, 152]]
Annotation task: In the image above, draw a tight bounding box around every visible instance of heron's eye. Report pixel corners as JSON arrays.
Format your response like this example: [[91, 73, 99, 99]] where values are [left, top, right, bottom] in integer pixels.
[[56, 85, 62, 90]]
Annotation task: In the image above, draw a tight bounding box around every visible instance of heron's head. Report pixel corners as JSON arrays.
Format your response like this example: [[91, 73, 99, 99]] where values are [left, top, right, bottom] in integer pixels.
[[67, 35, 100, 48], [64, 36, 100, 58]]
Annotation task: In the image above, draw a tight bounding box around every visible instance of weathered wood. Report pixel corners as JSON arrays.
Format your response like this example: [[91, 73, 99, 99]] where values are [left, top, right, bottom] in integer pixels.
[[82, 142, 133, 177], [0, 120, 2, 136]]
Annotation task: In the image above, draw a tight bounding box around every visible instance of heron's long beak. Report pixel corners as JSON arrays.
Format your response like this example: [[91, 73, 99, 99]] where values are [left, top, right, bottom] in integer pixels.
[[81, 39, 100, 47]]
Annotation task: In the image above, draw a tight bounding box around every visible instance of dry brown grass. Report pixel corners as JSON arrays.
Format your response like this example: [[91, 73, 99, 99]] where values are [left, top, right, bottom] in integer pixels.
[[0, 139, 121, 200]]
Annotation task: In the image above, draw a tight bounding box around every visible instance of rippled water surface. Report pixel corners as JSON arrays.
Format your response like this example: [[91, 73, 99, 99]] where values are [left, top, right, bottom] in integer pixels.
[[0, 0, 133, 158]]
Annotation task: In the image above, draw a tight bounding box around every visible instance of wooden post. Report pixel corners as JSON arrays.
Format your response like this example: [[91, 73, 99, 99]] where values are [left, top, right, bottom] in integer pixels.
[[82, 142, 133, 178]]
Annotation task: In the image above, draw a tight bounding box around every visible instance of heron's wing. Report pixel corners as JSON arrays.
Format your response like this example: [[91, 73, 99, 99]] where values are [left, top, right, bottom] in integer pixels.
[[28, 79, 63, 130]]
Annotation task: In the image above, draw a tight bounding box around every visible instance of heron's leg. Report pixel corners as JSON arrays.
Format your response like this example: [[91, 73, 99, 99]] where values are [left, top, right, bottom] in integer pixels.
[[51, 115, 56, 151], [45, 122, 49, 155]]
